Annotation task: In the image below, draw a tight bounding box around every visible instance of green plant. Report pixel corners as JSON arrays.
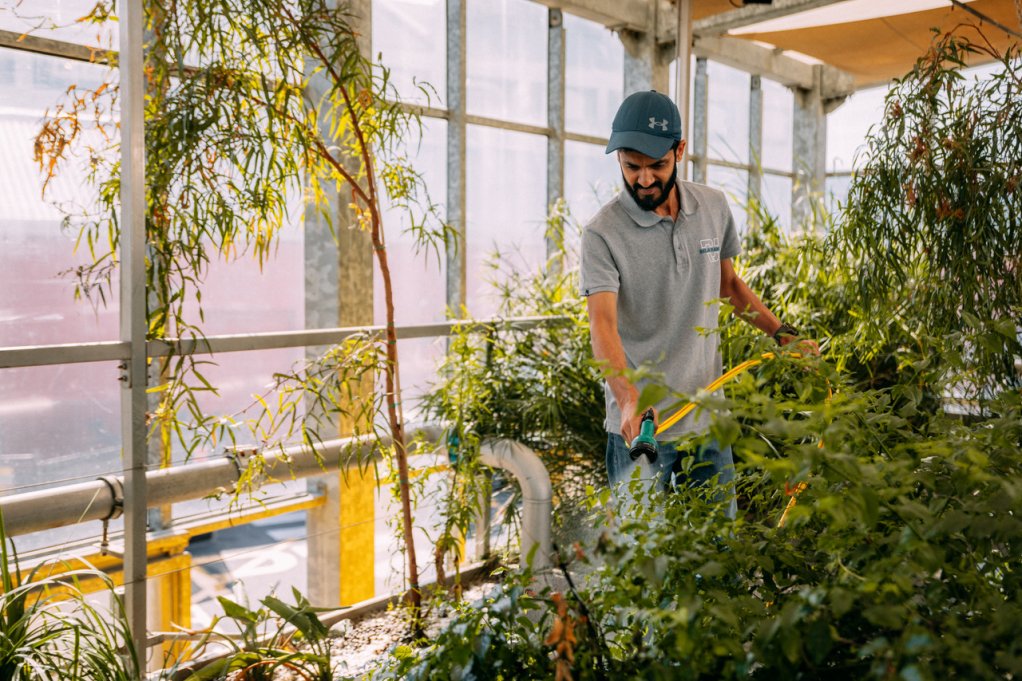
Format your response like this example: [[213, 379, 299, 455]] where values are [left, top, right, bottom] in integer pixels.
[[177, 588, 333, 681], [422, 201, 606, 555], [832, 29, 1022, 396], [371, 356, 1022, 680], [1, 512, 140, 680]]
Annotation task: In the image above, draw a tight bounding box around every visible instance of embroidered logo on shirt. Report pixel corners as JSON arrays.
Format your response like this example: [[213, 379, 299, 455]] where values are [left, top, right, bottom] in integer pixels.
[[648, 117, 668, 131], [699, 238, 721, 262]]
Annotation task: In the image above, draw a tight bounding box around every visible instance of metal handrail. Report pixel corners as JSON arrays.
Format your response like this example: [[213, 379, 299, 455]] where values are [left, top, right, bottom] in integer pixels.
[[0, 315, 569, 369]]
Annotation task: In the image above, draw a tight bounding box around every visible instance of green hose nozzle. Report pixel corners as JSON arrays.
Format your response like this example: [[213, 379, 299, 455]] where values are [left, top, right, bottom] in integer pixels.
[[628, 408, 658, 463]]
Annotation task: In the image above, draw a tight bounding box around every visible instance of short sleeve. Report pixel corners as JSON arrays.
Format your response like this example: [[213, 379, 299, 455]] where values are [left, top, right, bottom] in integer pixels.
[[579, 228, 620, 297], [720, 200, 742, 261]]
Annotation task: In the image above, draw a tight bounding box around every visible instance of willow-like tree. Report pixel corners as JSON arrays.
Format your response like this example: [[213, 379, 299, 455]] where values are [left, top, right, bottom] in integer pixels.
[[833, 30, 1021, 397], [35, 0, 448, 614]]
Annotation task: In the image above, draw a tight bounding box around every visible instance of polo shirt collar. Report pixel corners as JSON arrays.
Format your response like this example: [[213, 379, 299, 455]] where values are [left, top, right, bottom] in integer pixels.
[[618, 180, 701, 227]]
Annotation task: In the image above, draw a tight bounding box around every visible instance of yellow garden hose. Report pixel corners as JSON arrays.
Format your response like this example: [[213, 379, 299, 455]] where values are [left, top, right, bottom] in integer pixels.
[[651, 351, 825, 527]]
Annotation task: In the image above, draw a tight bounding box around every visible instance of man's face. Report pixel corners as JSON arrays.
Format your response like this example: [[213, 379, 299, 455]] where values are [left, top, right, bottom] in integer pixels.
[[618, 145, 684, 211]]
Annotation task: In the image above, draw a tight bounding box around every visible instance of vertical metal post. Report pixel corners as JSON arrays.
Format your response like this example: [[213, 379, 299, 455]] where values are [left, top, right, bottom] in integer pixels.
[[692, 57, 709, 184], [119, 0, 149, 666], [674, 0, 693, 181], [546, 8, 565, 261], [748, 74, 764, 222], [446, 0, 467, 313]]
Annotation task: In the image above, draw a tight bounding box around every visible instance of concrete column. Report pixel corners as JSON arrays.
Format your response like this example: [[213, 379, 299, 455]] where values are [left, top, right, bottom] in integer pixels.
[[304, 0, 374, 608], [620, 29, 670, 96], [691, 57, 708, 184], [792, 64, 827, 228], [307, 466, 377, 607], [547, 7, 566, 261], [748, 74, 764, 221], [446, 0, 467, 313]]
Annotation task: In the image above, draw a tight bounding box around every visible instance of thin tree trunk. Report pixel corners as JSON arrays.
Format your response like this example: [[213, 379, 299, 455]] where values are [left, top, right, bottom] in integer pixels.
[[370, 214, 421, 612]]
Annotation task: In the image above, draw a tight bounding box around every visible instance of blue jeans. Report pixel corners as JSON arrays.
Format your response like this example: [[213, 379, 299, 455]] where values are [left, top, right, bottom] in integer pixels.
[[606, 433, 737, 518]]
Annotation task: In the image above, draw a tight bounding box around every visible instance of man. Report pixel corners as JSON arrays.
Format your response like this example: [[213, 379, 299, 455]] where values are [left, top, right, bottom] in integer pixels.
[[580, 90, 808, 511]]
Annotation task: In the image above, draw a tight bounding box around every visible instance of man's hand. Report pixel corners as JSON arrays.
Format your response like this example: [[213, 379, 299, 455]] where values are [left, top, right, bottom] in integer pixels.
[[620, 399, 658, 443], [779, 334, 821, 356]]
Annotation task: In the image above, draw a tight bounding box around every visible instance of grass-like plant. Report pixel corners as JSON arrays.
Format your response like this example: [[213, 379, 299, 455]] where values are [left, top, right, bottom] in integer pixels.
[[1, 512, 140, 680]]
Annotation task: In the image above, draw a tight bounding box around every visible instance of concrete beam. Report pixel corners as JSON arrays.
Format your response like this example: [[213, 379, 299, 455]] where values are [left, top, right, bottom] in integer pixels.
[[528, 0, 651, 32], [692, 35, 854, 101], [693, 0, 849, 38]]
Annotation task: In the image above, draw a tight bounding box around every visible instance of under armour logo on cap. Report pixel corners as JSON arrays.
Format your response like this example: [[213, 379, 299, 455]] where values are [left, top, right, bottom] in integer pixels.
[[606, 90, 683, 159]]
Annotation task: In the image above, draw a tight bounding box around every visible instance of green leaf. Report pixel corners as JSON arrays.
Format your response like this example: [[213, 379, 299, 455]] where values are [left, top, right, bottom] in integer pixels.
[[637, 383, 669, 411]]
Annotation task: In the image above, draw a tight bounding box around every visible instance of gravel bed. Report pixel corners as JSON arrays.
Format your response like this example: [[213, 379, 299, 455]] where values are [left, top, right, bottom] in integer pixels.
[[327, 578, 504, 679]]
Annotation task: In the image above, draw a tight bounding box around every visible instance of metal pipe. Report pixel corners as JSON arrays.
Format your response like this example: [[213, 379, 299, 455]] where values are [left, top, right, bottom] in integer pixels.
[[0, 316, 568, 370], [479, 439, 552, 572], [0, 426, 443, 538]]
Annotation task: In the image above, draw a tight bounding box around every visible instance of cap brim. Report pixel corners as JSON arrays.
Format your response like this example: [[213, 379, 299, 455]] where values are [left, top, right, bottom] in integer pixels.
[[605, 130, 676, 159]]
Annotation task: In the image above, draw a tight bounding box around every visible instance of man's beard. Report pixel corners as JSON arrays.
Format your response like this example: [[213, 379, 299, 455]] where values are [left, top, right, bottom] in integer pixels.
[[624, 164, 678, 211]]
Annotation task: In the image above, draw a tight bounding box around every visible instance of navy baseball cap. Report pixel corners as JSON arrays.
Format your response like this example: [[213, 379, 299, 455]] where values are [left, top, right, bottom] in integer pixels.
[[605, 90, 683, 159]]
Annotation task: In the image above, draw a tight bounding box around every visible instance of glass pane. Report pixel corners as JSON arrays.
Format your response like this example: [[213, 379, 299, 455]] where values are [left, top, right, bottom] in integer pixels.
[[467, 0, 547, 126], [375, 117, 447, 327], [465, 126, 547, 317], [564, 12, 622, 137], [761, 173, 793, 233], [707, 165, 748, 234], [826, 84, 886, 172], [395, 337, 444, 420], [180, 229, 304, 336], [761, 78, 793, 173], [0, 362, 122, 551], [825, 174, 854, 215], [564, 140, 619, 225], [707, 61, 749, 165], [0, 1, 117, 47], [0, 48, 118, 347], [373, 0, 446, 107], [188, 509, 308, 631], [668, 56, 697, 138]]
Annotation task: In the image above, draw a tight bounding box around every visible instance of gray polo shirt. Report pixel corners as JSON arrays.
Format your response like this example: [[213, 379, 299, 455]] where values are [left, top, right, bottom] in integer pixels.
[[580, 180, 741, 440]]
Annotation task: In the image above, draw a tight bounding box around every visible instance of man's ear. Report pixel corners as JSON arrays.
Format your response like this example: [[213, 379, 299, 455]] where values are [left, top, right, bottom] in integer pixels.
[[675, 140, 687, 163]]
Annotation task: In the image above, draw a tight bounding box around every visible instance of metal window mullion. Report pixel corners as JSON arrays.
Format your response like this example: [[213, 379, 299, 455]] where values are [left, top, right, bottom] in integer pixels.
[[546, 8, 565, 260], [675, 0, 694, 182], [118, 0, 148, 665], [692, 57, 708, 184], [446, 0, 467, 312], [0, 28, 110, 64], [564, 131, 608, 146]]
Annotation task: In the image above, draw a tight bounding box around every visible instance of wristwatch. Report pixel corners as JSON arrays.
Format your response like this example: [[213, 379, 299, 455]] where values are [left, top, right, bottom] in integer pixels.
[[772, 323, 799, 344]]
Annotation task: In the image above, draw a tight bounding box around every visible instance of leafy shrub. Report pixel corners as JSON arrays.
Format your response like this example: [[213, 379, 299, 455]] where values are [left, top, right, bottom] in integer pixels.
[[174, 588, 333, 681], [423, 203, 606, 508], [373, 360, 1022, 680]]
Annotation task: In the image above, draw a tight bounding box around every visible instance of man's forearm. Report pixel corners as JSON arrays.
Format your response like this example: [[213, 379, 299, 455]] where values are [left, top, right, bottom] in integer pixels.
[[729, 278, 781, 335], [590, 319, 638, 409]]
